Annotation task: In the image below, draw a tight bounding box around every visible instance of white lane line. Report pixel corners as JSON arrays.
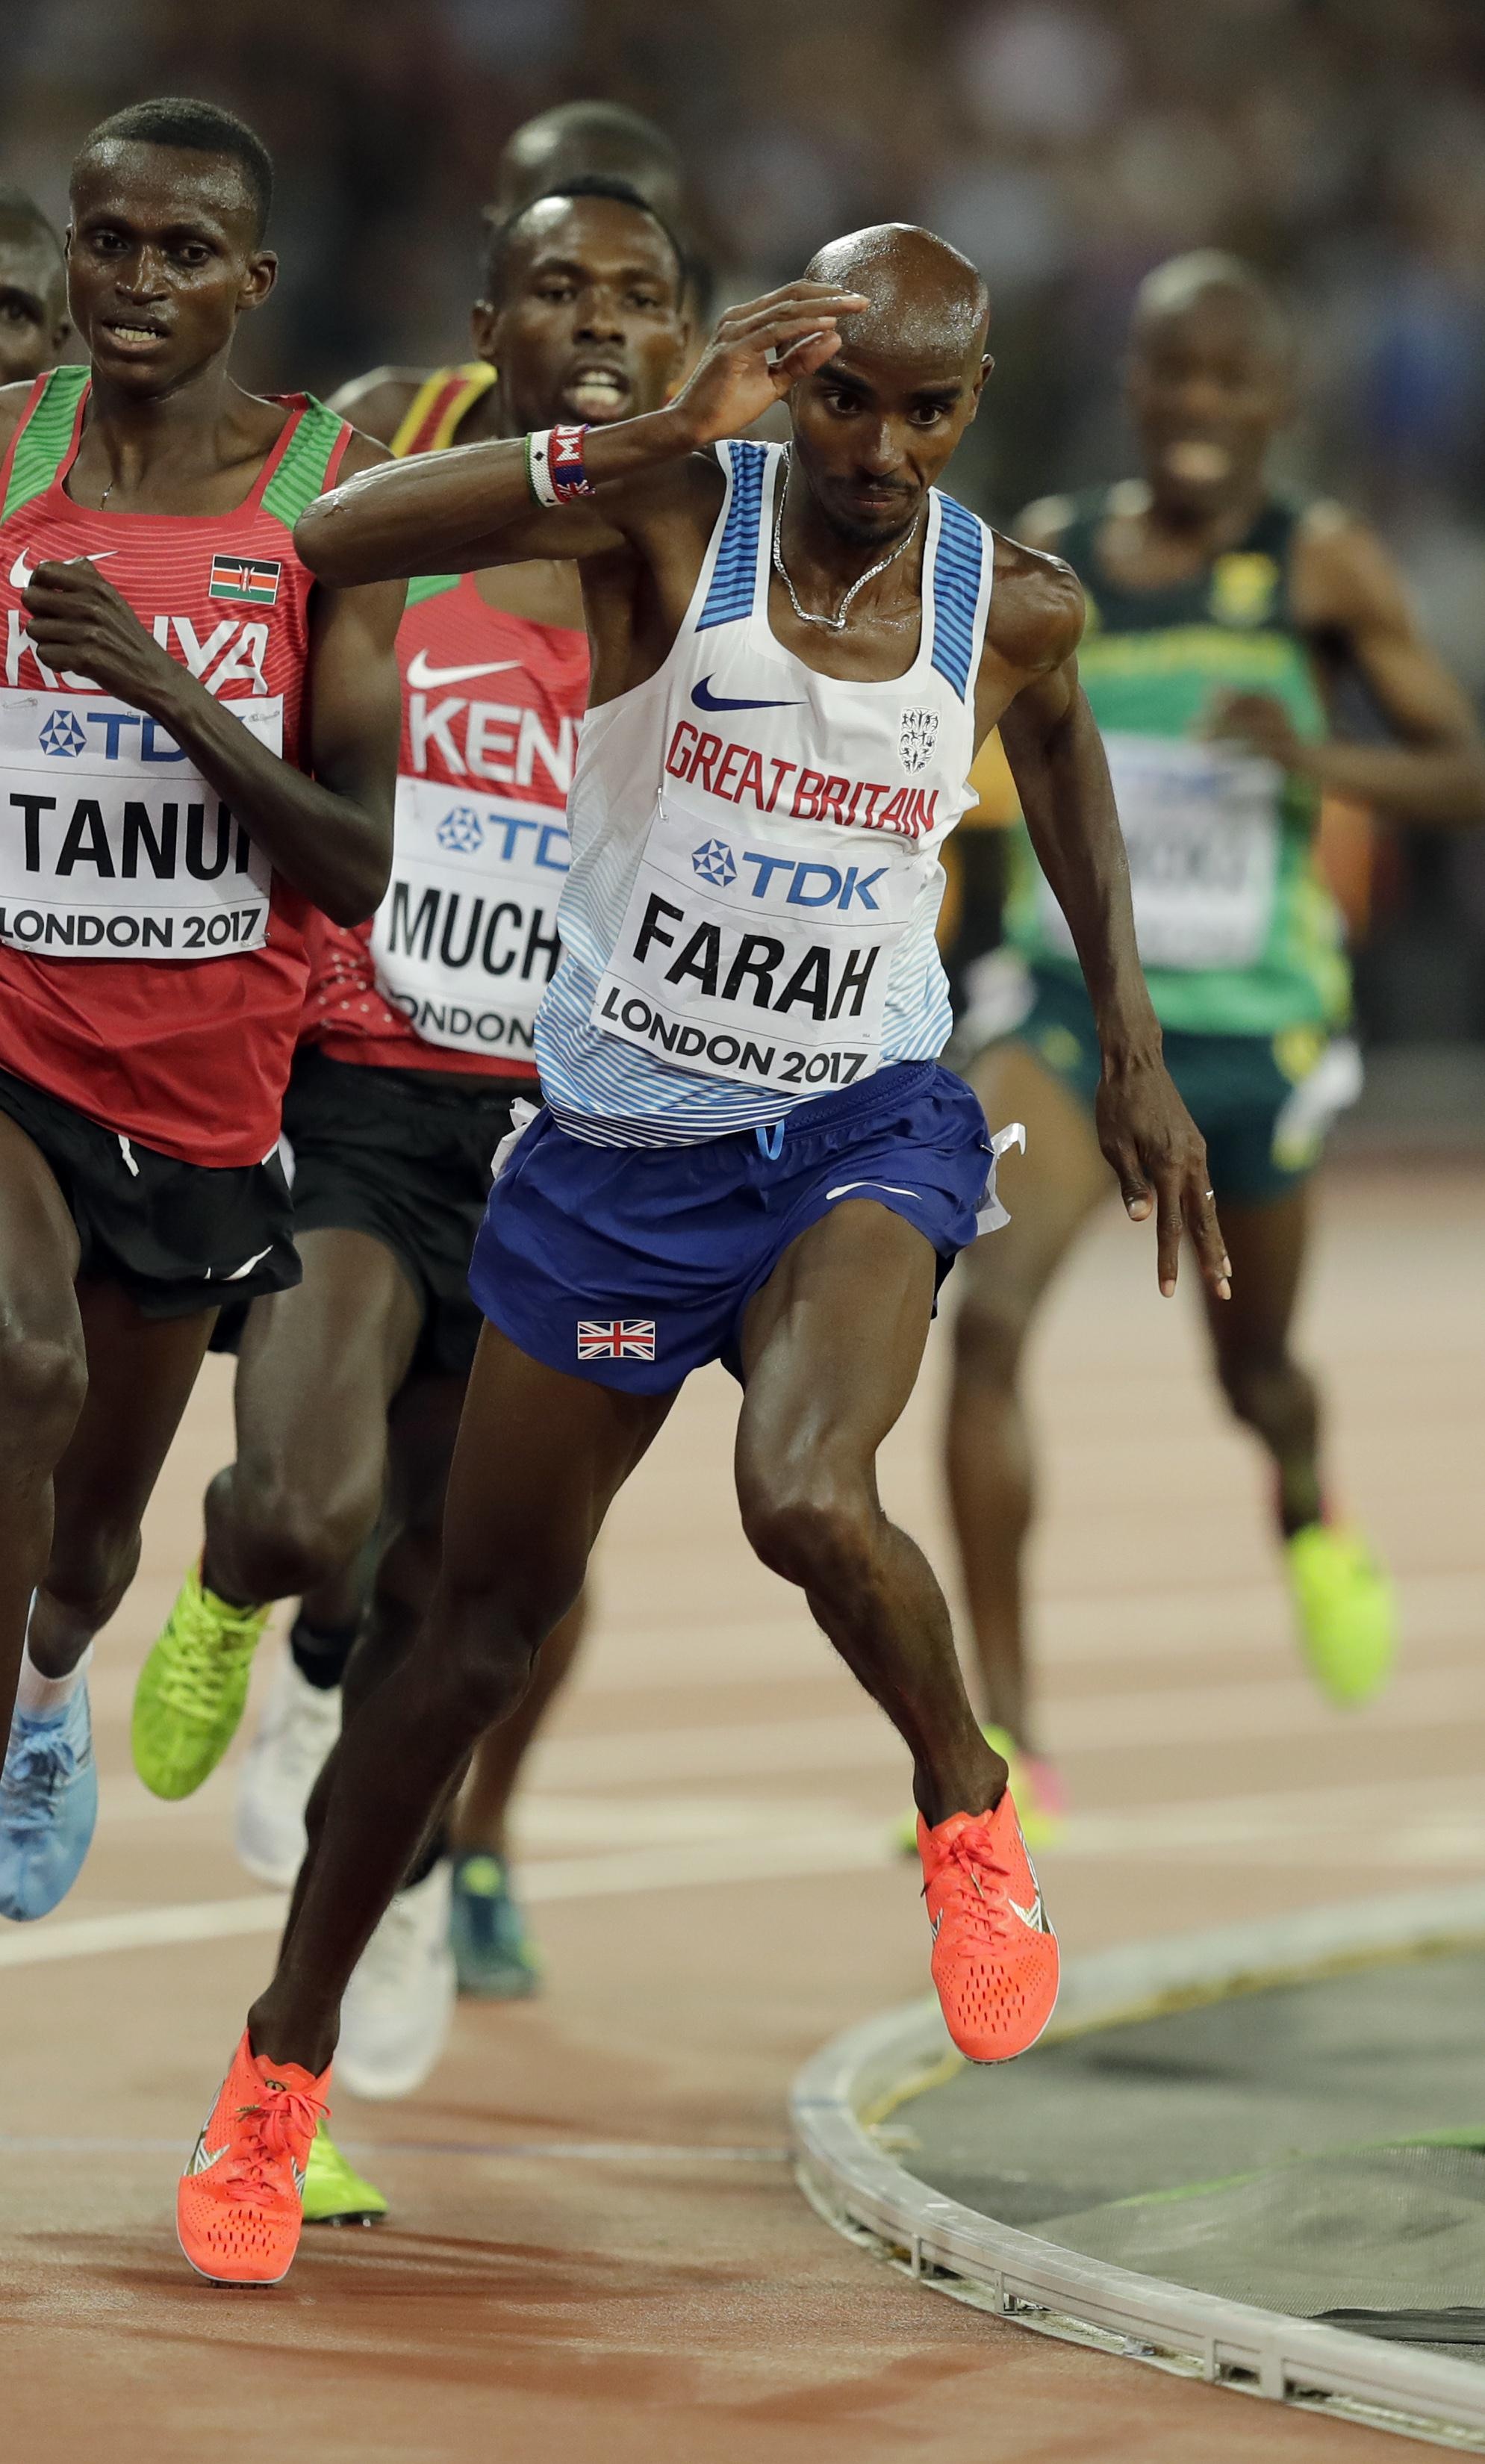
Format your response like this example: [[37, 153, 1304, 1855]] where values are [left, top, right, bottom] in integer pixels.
[[8, 1764, 1485, 1978], [0, 1822, 896, 1973], [0, 2133, 788, 2165], [89, 1646, 1485, 1834]]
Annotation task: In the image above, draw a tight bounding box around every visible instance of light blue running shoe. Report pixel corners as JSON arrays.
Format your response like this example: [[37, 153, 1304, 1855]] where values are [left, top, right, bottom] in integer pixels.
[[449, 1853, 541, 1999], [0, 1683, 99, 1920]]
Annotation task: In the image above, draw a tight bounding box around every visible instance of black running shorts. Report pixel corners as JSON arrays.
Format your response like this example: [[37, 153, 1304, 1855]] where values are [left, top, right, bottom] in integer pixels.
[[276, 1046, 533, 1381], [0, 1062, 299, 1319]]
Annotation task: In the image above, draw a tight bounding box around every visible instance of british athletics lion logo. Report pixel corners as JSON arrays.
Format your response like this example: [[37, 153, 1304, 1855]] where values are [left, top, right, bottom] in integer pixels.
[[898, 707, 938, 774]]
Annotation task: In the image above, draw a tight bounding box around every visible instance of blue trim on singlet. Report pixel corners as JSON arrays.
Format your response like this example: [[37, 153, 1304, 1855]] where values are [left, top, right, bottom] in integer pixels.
[[930, 494, 983, 701], [695, 441, 768, 630]]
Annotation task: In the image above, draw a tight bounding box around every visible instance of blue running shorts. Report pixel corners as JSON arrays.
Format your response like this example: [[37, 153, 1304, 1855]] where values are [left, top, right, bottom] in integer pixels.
[[469, 1060, 1003, 1393]]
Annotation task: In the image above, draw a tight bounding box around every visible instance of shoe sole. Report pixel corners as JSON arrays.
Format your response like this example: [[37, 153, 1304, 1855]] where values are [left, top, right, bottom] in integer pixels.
[[955, 1967, 1062, 2067], [176, 2216, 297, 2287], [305, 2209, 386, 2228], [453, 1967, 540, 2001]]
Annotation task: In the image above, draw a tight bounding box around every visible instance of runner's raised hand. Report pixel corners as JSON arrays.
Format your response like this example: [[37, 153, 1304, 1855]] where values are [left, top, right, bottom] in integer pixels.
[[668, 284, 869, 449]]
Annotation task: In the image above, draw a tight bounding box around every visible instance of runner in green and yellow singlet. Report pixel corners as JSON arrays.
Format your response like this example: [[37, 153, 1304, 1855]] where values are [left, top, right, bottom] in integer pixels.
[[943, 252, 1485, 1823]]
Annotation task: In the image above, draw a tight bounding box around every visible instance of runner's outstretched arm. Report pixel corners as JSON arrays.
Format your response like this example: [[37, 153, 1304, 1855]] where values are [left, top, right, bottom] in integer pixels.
[[292, 281, 869, 585], [996, 573, 1230, 1301], [18, 438, 404, 924]]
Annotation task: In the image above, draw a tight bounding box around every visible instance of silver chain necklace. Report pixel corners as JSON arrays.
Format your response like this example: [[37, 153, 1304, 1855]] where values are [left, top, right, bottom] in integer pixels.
[[770, 450, 921, 632]]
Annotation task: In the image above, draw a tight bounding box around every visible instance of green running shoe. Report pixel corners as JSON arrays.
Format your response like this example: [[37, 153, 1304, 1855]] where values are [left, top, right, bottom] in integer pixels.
[[449, 1852, 541, 1999], [1286, 1522, 1396, 1708], [303, 2122, 387, 2227], [131, 1564, 271, 1799]]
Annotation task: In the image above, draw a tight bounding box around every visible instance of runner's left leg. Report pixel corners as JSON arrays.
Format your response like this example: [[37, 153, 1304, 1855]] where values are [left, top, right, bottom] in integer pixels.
[[735, 1197, 1058, 2062], [27, 1281, 216, 1679], [1, 1283, 214, 1917], [1200, 1186, 1319, 1533], [1202, 1182, 1393, 1705], [733, 1197, 1001, 1826]]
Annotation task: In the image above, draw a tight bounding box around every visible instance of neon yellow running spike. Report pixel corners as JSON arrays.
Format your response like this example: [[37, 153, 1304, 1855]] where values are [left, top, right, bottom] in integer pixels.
[[131, 1564, 270, 1799], [303, 2122, 387, 2227], [1286, 1522, 1396, 1708], [891, 1723, 1068, 1856]]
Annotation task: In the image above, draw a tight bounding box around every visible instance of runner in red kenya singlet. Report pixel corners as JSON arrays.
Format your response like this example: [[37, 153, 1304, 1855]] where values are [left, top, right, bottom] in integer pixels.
[[0, 98, 402, 1925], [139, 181, 694, 2129]]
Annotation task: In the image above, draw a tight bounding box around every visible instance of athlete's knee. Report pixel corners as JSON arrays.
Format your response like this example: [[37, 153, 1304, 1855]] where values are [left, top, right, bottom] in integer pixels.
[[951, 1276, 1029, 1394], [225, 1456, 376, 1603], [0, 1309, 87, 1462], [45, 1519, 143, 1631], [427, 1556, 582, 1732], [740, 1458, 877, 1596], [1215, 1344, 1308, 1432]]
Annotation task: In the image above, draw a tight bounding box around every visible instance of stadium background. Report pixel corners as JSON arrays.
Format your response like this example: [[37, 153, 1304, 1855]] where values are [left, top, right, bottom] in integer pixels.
[[3, 0, 1484, 1109]]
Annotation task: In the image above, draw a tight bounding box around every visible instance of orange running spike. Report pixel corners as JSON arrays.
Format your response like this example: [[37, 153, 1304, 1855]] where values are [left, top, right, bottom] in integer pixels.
[[918, 1791, 1059, 2062], [177, 2029, 330, 2286]]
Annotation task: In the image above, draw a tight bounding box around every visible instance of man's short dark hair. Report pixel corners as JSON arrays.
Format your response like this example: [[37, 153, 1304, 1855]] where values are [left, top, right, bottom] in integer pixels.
[[0, 187, 64, 272], [483, 175, 689, 305], [73, 98, 274, 242]]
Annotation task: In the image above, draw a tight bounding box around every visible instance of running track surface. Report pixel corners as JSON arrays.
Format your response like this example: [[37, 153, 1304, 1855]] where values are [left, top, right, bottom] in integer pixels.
[[4, 1160, 1482, 2464]]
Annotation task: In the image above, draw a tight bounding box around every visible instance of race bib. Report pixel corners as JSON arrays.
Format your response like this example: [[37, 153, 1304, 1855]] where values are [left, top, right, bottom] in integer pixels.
[[0, 685, 278, 960], [590, 792, 926, 1096], [372, 776, 569, 1060], [1039, 732, 1282, 972]]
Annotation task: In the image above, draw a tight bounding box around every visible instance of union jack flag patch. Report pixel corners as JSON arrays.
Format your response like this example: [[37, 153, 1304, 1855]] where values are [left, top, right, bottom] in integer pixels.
[[577, 1319, 656, 1361]]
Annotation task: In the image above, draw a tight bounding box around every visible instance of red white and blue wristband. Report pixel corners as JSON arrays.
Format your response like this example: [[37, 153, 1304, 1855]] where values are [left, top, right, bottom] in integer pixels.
[[525, 424, 594, 508]]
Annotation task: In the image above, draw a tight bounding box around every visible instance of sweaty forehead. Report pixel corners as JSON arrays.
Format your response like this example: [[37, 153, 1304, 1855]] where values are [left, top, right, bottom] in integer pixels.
[[510, 195, 678, 284], [70, 140, 258, 234], [808, 228, 988, 371]]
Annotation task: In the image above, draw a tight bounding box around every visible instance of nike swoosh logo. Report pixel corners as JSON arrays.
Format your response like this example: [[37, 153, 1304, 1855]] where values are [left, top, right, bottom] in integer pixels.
[[406, 649, 520, 690], [1009, 1895, 1045, 1931], [826, 1181, 923, 1204], [10, 547, 116, 589], [210, 1245, 273, 1284], [691, 676, 806, 713], [190, 2136, 229, 2173]]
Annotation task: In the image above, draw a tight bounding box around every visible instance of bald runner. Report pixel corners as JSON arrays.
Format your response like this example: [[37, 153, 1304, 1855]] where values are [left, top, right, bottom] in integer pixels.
[[178, 223, 1229, 2287]]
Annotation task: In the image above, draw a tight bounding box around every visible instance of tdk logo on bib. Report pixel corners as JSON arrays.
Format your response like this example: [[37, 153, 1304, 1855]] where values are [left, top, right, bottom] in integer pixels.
[[437, 806, 485, 855], [39, 710, 86, 758], [691, 838, 736, 889], [694, 844, 888, 912]]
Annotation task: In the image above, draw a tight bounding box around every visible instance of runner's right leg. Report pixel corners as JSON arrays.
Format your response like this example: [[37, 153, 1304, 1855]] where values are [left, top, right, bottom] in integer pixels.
[[944, 1040, 1112, 1755], [134, 1227, 422, 1799], [247, 1324, 675, 2076]]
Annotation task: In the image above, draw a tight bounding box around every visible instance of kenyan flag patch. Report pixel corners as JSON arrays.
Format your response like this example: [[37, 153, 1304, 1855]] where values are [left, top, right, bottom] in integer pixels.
[[209, 553, 281, 606]]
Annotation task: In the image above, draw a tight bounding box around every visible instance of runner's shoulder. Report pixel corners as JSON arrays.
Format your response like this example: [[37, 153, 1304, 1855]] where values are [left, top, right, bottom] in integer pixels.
[[323, 366, 428, 444], [1291, 497, 1404, 633], [985, 528, 1085, 676]]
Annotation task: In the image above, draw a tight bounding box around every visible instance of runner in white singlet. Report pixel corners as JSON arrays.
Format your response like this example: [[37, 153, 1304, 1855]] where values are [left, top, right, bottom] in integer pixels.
[[178, 223, 1233, 2289]]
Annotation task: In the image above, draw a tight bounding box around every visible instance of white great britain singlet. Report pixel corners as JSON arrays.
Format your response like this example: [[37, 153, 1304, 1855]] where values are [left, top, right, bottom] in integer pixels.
[[536, 439, 994, 1146]]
